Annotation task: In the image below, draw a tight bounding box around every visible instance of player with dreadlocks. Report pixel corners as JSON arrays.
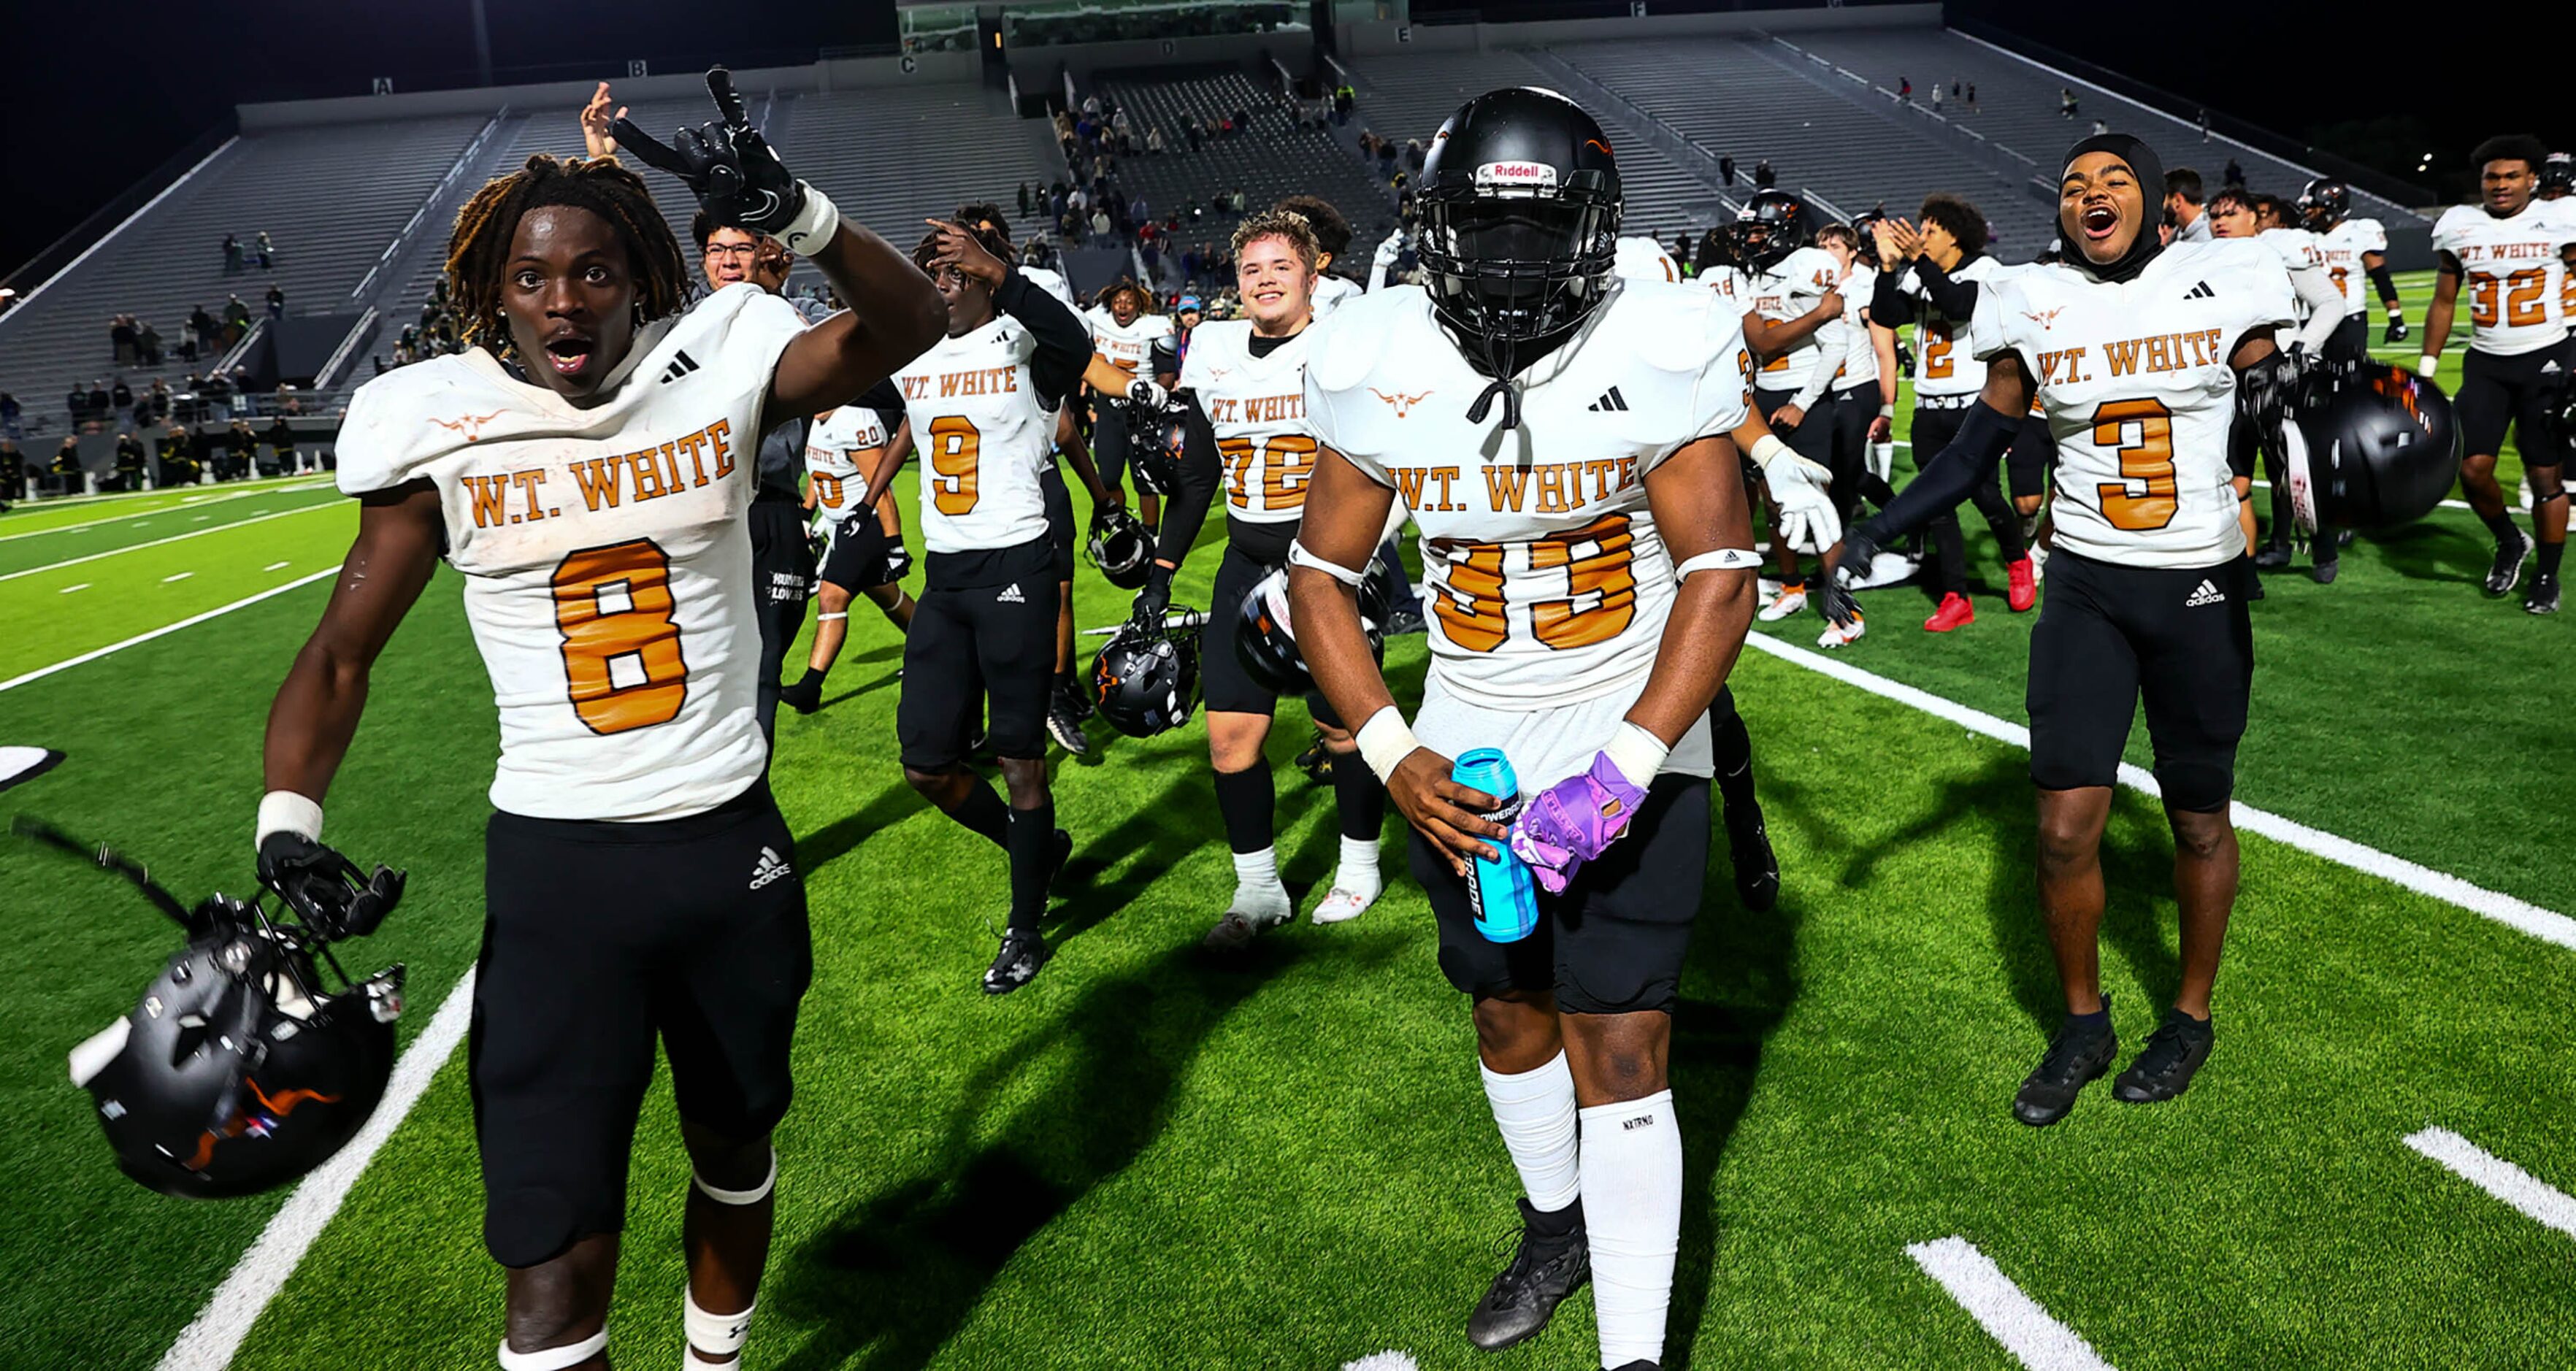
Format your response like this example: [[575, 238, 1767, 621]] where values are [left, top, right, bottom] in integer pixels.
[[253, 71, 943, 1371]]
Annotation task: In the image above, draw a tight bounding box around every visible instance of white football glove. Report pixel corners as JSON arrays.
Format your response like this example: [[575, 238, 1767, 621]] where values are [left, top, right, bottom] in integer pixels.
[[1126, 377, 1168, 409], [1751, 435, 1841, 553]]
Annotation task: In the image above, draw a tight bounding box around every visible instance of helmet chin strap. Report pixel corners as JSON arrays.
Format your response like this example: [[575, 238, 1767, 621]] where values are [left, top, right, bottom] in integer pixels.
[[1454, 312, 1582, 432]]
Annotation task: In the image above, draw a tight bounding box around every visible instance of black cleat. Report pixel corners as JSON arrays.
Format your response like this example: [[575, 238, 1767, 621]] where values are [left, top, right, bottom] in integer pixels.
[[1062, 676, 1096, 723], [2114, 1007, 2214, 1103], [1725, 804, 1780, 913], [2012, 1004, 2119, 1127], [1295, 728, 1334, 786], [2484, 528, 2533, 597], [1200, 906, 1289, 952], [1046, 688, 1093, 757], [2526, 573, 2561, 615], [983, 927, 1049, 994], [779, 671, 825, 715], [2311, 557, 2338, 585], [1384, 604, 1428, 637], [2252, 542, 2291, 571], [1468, 1199, 1590, 1352]]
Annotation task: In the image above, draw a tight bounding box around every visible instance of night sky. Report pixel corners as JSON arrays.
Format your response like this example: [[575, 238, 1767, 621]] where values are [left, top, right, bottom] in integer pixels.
[[2, 1, 2564, 279]]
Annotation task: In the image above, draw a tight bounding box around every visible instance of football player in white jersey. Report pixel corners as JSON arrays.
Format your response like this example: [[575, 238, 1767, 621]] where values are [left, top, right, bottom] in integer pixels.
[[1814, 222, 1895, 564], [1733, 191, 1852, 620], [1111, 210, 1392, 947], [2207, 188, 2350, 578], [1829, 133, 2301, 1127], [2298, 177, 2410, 352], [1865, 195, 2039, 629], [1279, 193, 1368, 316], [1290, 88, 1782, 1371], [255, 79, 947, 1371], [854, 218, 1128, 994], [1086, 281, 1177, 534], [1614, 234, 1681, 283], [2418, 135, 2576, 612], [780, 389, 913, 713]]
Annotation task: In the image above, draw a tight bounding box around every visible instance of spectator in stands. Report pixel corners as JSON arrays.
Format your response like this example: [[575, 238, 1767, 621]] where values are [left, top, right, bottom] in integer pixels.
[[1966, 82, 1978, 111], [147, 377, 172, 420], [1898, 76, 1912, 102], [188, 304, 216, 361], [1333, 82, 1354, 126], [2223, 158, 2244, 187], [266, 285, 286, 320], [112, 377, 134, 419], [157, 420, 198, 485], [2165, 169, 2210, 242], [113, 430, 147, 491], [223, 419, 256, 481], [1671, 232, 1694, 274], [1755, 158, 1776, 188], [2060, 87, 2079, 118], [1113, 108, 1134, 153], [222, 294, 250, 344], [227, 366, 255, 417], [1146, 126, 1166, 154], [1180, 245, 1200, 287], [86, 380, 110, 418], [65, 384, 88, 424], [1018, 182, 1032, 217], [111, 315, 137, 367], [1186, 113, 1203, 152], [137, 318, 162, 366], [0, 438, 25, 504], [256, 231, 275, 269], [1720, 154, 1736, 186], [0, 392, 19, 439], [1930, 83, 1943, 114], [202, 369, 232, 417], [1406, 138, 1427, 172], [222, 233, 242, 274], [1090, 205, 1111, 239], [265, 415, 298, 475], [2197, 108, 2212, 142]]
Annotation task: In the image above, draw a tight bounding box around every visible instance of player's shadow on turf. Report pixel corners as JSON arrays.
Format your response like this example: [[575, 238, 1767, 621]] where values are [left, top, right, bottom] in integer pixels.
[[1663, 840, 1804, 1367], [799, 781, 934, 873], [2368, 521, 2488, 585], [1049, 769, 1203, 944], [1963, 767, 2183, 1032], [764, 938, 1333, 1371]]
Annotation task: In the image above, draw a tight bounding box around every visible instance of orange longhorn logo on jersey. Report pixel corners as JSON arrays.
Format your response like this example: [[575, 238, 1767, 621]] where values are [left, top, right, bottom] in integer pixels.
[[2023, 308, 2065, 331], [429, 410, 507, 442], [1371, 388, 1434, 418]]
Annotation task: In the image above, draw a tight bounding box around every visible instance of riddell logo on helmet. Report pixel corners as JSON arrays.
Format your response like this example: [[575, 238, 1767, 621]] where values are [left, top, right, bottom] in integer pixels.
[[1476, 161, 1560, 190]]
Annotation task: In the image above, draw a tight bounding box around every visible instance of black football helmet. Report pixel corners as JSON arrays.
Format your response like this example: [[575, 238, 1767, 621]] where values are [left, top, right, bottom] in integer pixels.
[[23, 818, 405, 1199], [1730, 191, 1807, 272], [2282, 361, 2461, 533], [1417, 87, 1622, 424], [2297, 177, 2350, 230], [2542, 152, 2574, 200], [1695, 225, 1739, 273], [1233, 565, 1387, 696], [1092, 615, 1202, 737], [1086, 506, 1153, 589], [1127, 400, 1188, 498]]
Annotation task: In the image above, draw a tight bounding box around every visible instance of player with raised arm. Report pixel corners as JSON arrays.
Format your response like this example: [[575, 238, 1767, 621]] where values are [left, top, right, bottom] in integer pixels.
[[258, 72, 945, 1371], [1289, 88, 1765, 1371], [1828, 134, 2302, 1126], [779, 388, 913, 713], [2417, 136, 2576, 612], [2298, 177, 2409, 350]]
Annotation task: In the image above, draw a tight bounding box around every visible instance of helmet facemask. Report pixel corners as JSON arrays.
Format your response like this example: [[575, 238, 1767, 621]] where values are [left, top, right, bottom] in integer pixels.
[[1417, 181, 1619, 427]]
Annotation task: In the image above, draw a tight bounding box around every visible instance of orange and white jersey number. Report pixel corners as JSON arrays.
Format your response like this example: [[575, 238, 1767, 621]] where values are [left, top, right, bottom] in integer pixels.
[[1217, 433, 1317, 512], [926, 415, 981, 515], [1429, 515, 1640, 654], [552, 539, 689, 735]]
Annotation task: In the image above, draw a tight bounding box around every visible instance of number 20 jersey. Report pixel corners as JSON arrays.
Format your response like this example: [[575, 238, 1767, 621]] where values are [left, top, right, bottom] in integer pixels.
[[333, 284, 809, 821], [1306, 282, 1751, 714], [1178, 319, 1315, 525], [1970, 239, 2294, 569], [890, 315, 1054, 555]]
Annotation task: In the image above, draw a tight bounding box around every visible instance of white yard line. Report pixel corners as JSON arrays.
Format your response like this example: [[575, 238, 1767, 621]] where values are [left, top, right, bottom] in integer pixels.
[[0, 501, 340, 583], [264, 561, 291, 572], [0, 482, 331, 543], [58, 583, 87, 594], [0, 568, 335, 694], [156, 969, 479, 1371], [161, 572, 193, 583], [1742, 633, 2576, 949], [2403, 1128, 2576, 1239], [1906, 1236, 2117, 1371]]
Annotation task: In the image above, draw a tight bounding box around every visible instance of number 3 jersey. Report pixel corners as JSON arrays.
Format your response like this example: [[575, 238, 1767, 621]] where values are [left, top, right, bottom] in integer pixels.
[[1178, 319, 1315, 525], [1971, 239, 2294, 569], [1306, 282, 1751, 787], [333, 283, 809, 822]]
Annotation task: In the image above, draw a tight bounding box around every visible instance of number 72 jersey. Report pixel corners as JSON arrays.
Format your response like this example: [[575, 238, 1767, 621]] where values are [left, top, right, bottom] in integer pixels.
[[1971, 239, 2293, 569]]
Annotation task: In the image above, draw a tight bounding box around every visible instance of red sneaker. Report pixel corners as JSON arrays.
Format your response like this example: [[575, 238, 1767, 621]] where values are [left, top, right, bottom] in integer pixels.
[[1924, 592, 1976, 632], [2005, 556, 2038, 612]]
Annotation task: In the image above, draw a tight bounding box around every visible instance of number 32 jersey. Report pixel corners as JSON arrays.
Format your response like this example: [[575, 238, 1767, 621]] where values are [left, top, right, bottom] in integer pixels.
[[2430, 201, 2576, 357], [1971, 239, 2293, 569], [334, 284, 808, 822], [1306, 282, 1750, 714]]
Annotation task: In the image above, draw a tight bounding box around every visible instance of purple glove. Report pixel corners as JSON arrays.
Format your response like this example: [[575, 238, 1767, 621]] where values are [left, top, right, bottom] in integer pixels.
[[1508, 753, 1649, 894]]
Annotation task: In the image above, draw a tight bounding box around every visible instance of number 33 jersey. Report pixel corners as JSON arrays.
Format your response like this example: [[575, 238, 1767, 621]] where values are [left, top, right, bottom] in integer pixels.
[[1971, 239, 2293, 569], [334, 284, 809, 822], [1306, 282, 1751, 714]]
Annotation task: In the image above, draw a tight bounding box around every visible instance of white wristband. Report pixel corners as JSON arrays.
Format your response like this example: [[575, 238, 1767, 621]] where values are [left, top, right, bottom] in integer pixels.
[[1877, 402, 1895, 419], [256, 790, 323, 852], [2415, 354, 2439, 375], [779, 182, 840, 257], [1603, 721, 1670, 788], [1354, 705, 1421, 784], [1747, 432, 1789, 471]]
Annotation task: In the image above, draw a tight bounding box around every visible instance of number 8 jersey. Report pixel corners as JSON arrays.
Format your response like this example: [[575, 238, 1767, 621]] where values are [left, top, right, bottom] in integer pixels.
[[332, 284, 809, 821], [1970, 239, 2293, 569]]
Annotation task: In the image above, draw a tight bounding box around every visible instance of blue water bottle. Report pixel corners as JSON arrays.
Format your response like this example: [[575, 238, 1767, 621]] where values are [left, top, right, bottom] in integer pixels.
[[1453, 748, 1539, 943]]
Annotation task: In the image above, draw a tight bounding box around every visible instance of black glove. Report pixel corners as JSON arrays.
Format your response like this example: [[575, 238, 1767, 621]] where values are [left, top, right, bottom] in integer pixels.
[[2383, 315, 2410, 345], [256, 832, 405, 941], [1831, 521, 1885, 595], [614, 69, 819, 248], [1130, 561, 1174, 628]]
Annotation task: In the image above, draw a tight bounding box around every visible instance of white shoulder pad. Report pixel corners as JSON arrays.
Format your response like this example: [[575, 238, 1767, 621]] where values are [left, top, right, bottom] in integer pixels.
[[2350, 218, 2388, 253], [1303, 287, 1417, 395], [1178, 320, 1248, 391], [2196, 238, 2299, 329], [1627, 282, 1742, 377], [332, 356, 480, 496], [2430, 205, 2475, 256], [1781, 246, 1843, 294]]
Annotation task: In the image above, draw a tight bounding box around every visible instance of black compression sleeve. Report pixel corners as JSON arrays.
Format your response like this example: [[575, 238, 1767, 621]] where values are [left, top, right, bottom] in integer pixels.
[[994, 269, 1092, 407], [1863, 400, 2021, 540], [1914, 257, 1981, 322], [1153, 399, 1223, 566], [2366, 262, 2400, 307], [1870, 269, 1915, 327]]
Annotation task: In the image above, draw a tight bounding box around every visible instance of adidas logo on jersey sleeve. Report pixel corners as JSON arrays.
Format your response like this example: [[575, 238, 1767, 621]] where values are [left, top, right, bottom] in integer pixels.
[[660, 350, 702, 384], [1587, 386, 1630, 412], [2182, 281, 2216, 301]]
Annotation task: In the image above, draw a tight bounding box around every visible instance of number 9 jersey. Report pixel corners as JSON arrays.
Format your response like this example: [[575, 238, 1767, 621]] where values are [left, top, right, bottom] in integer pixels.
[[889, 315, 1057, 555], [1971, 239, 2294, 569], [331, 284, 810, 821]]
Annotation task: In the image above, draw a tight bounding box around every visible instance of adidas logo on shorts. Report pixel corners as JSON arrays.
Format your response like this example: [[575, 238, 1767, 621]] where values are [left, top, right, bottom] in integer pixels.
[[997, 583, 1026, 604], [749, 846, 793, 890], [2185, 578, 2226, 607]]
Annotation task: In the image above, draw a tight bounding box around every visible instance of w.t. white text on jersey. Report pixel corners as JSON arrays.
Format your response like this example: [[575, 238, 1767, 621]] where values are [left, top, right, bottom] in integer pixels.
[[894, 317, 1056, 553], [1181, 320, 1317, 524]]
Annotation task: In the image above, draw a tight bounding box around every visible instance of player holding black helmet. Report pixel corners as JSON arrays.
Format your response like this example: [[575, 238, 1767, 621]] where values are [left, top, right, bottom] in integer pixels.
[[1291, 87, 1766, 1371], [2297, 177, 2408, 350]]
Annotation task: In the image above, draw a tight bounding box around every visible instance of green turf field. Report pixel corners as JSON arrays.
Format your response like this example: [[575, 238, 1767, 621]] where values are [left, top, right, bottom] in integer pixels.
[[1, 272, 2570, 1370]]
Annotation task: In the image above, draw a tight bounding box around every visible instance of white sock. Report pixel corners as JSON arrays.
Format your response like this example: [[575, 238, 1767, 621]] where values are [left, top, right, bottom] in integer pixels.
[[1579, 1090, 1682, 1368], [1479, 1051, 1580, 1213], [1230, 847, 1291, 920], [1333, 834, 1382, 897]]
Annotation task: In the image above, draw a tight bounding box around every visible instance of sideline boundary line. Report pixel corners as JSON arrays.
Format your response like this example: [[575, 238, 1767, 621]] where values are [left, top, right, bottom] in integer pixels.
[[156, 970, 478, 1371], [1741, 631, 2576, 948], [2403, 1127, 2576, 1239], [0, 569, 335, 694], [0, 501, 341, 583], [1906, 1235, 2117, 1371], [0, 481, 333, 543]]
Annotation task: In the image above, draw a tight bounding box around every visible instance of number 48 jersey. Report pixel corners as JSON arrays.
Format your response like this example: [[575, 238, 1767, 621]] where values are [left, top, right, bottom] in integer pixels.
[[1179, 319, 1316, 524], [331, 283, 809, 821], [1971, 239, 2293, 569]]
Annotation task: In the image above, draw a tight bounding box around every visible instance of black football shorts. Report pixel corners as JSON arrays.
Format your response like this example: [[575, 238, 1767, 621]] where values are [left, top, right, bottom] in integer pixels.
[[1199, 539, 1343, 723], [2454, 337, 2575, 469], [2025, 548, 2253, 812], [1411, 769, 1711, 1017], [898, 539, 1060, 769], [472, 783, 810, 1269]]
